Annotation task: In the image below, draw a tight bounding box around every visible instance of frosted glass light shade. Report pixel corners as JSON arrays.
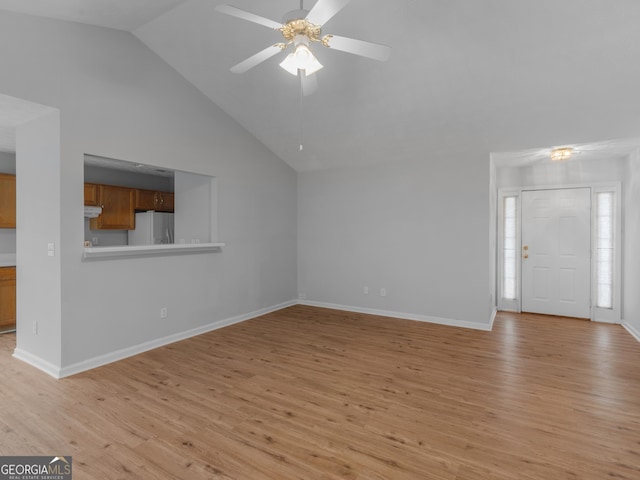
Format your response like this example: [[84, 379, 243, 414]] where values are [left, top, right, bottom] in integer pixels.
[[279, 44, 323, 76]]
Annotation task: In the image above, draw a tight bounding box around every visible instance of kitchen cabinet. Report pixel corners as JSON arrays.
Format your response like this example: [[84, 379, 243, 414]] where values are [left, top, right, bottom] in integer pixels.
[[156, 192, 174, 213], [0, 173, 16, 228], [90, 185, 134, 230], [0, 267, 16, 333], [134, 189, 174, 213], [84, 183, 100, 206], [134, 189, 156, 211]]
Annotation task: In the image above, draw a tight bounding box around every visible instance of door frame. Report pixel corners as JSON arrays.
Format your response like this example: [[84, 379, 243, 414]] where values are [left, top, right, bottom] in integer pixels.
[[497, 182, 622, 323]]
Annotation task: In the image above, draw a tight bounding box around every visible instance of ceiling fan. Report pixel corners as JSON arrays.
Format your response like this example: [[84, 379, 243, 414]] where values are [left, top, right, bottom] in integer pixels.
[[215, 0, 391, 95]]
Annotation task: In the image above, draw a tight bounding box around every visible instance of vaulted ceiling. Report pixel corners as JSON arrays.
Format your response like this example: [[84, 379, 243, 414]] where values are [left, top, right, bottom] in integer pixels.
[[1, 0, 640, 171]]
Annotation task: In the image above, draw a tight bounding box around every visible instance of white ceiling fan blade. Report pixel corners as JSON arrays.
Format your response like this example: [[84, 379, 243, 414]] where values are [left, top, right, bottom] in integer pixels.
[[230, 45, 283, 74], [324, 34, 391, 61], [300, 71, 318, 97], [306, 0, 352, 26], [215, 5, 282, 30]]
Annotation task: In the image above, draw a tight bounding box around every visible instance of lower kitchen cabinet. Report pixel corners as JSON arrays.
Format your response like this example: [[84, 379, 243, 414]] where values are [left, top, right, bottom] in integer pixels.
[[0, 267, 16, 333]]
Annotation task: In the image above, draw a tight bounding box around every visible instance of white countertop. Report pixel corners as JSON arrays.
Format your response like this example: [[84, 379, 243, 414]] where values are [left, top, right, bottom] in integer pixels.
[[0, 253, 16, 267]]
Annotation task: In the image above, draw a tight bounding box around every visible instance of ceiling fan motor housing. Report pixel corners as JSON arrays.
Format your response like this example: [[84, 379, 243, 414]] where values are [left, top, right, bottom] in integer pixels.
[[282, 9, 309, 24], [280, 10, 323, 44]]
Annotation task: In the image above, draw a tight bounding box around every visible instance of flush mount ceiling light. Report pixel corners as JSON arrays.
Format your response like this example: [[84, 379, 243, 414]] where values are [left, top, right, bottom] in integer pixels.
[[216, 0, 391, 96], [550, 147, 573, 161]]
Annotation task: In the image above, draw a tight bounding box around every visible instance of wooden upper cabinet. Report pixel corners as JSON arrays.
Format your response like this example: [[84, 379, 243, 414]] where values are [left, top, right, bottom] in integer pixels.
[[0, 173, 16, 228], [156, 192, 174, 213], [134, 189, 174, 213], [134, 189, 157, 211], [90, 185, 134, 230], [84, 183, 100, 206]]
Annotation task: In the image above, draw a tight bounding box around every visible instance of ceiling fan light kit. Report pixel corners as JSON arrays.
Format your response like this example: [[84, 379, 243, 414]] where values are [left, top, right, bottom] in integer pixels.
[[279, 35, 324, 76], [216, 0, 391, 83]]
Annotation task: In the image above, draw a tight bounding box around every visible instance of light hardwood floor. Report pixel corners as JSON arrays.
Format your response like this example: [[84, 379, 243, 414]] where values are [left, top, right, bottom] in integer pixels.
[[1, 306, 639, 479]]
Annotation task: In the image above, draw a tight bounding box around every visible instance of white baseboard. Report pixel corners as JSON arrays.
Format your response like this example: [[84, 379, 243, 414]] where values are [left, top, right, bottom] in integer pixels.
[[592, 317, 620, 324], [298, 300, 494, 331], [18, 300, 297, 379], [13, 348, 62, 379], [488, 307, 498, 330], [622, 321, 640, 343], [15, 299, 497, 379]]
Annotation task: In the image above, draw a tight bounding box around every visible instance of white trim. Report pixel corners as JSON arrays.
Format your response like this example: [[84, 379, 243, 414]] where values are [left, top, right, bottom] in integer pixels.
[[13, 349, 62, 379], [593, 316, 620, 324], [26, 300, 297, 379], [488, 306, 498, 330], [623, 321, 640, 343], [83, 242, 225, 260], [15, 299, 497, 379], [497, 182, 622, 322], [298, 300, 494, 331], [590, 184, 622, 324]]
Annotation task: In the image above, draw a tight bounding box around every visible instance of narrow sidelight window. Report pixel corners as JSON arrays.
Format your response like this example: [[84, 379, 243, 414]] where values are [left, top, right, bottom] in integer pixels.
[[596, 192, 614, 309], [502, 196, 517, 300]]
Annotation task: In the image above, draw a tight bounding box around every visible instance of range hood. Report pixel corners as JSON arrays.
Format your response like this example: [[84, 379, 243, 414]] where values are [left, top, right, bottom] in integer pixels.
[[84, 206, 102, 218]]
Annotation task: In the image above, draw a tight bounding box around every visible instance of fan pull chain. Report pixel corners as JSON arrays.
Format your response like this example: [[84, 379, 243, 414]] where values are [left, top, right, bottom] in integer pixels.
[[299, 73, 304, 151]]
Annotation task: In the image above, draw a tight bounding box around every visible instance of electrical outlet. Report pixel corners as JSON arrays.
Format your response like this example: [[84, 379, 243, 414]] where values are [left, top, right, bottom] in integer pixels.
[[298, 292, 307, 300], [32, 321, 38, 334], [380, 288, 386, 297], [364, 286, 369, 294], [160, 307, 168, 319], [92, 237, 99, 245]]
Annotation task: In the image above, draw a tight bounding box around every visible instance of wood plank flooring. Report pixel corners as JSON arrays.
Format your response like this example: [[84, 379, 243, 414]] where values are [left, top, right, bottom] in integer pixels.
[[1, 306, 639, 479]]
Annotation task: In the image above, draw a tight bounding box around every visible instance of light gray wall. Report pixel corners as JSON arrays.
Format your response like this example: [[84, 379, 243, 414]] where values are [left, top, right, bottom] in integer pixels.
[[174, 170, 213, 244], [298, 154, 492, 327], [0, 230, 15, 253], [15, 111, 62, 369], [83, 220, 128, 247], [496, 157, 629, 188], [0, 151, 15, 173], [624, 150, 640, 335], [0, 11, 297, 372]]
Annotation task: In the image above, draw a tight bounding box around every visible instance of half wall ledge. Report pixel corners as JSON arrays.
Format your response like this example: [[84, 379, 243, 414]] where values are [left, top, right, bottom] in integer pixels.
[[83, 243, 225, 260]]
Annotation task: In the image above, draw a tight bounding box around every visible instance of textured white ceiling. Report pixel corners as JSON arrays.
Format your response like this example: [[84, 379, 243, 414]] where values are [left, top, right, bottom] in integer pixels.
[[133, 0, 640, 171], [1, 1, 640, 171], [0, 0, 188, 31]]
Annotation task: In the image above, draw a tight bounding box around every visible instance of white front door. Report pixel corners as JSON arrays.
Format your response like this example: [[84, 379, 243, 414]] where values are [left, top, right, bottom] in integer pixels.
[[521, 188, 591, 318]]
